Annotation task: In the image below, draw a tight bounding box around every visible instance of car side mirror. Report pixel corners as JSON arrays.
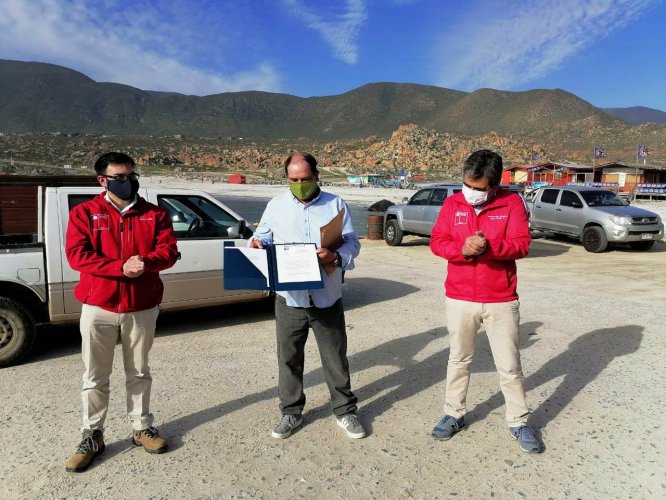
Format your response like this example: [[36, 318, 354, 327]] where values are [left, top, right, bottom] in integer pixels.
[[572, 201, 583, 208], [226, 220, 247, 238], [402, 197, 409, 204]]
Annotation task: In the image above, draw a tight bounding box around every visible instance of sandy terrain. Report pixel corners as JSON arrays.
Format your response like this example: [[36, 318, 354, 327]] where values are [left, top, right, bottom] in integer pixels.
[[0, 180, 664, 499]]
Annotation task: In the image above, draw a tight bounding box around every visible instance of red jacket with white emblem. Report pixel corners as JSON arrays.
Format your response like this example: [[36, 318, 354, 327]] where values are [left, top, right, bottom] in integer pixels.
[[65, 193, 179, 313], [430, 189, 530, 303]]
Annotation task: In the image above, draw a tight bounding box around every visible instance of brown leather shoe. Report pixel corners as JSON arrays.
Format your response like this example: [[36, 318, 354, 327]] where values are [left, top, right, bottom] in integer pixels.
[[132, 427, 168, 454], [65, 430, 105, 473]]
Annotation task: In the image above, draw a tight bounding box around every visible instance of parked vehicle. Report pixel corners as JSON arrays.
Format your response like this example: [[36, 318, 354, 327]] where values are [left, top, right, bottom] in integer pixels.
[[0, 176, 268, 367], [527, 185, 664, 252], [383, 184, 527, 246], [384, 184, 462, 246]]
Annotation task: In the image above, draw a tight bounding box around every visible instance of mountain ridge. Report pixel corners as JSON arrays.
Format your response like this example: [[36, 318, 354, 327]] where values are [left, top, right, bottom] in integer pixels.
[[1, 59, 664, 171], [0, 59, 643, 138]]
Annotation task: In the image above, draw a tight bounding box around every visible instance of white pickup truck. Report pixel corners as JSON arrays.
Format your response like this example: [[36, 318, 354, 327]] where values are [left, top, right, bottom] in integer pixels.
[[0, 176, 268, 367]]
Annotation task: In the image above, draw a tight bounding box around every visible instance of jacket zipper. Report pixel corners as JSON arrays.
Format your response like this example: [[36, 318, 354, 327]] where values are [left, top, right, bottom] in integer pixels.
[[118, 217, 124, 313]]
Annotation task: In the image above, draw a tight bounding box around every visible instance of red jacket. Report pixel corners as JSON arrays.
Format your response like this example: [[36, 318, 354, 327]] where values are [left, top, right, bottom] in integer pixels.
[[430, 189, 530, 303], [65, 193, 179, 313]]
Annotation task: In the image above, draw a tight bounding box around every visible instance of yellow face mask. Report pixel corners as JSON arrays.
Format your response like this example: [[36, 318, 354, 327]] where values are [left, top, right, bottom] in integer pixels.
[[289, 179, 318, 200]]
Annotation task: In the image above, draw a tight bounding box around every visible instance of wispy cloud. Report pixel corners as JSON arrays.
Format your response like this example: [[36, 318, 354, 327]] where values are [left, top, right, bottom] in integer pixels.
[[283, 0, 367, 64], [434, 0, 658, 91], [0, 0, 281, 95]]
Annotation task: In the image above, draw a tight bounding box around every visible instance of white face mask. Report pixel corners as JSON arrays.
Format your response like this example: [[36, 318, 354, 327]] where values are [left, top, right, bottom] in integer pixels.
[[462, 184, 490, 206]]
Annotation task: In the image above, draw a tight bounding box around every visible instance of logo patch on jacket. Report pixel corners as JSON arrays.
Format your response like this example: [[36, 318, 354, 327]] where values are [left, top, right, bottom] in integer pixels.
[[454, 211, 469, 225], [91, 214, 110, 231]]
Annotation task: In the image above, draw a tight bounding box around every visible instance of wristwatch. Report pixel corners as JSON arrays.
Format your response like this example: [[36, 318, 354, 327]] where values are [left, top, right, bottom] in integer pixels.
[[333, 251, 342, 267]]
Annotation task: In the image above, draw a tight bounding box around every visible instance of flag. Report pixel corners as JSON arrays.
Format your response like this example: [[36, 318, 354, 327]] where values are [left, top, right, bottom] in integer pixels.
[[638, 146, 651, 158], [594, 147, 606, 159], [531, 150, 539, 161]]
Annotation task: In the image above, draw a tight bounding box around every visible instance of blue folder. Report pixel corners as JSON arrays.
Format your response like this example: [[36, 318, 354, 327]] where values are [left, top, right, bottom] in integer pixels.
[[223, 241, 325, 291]]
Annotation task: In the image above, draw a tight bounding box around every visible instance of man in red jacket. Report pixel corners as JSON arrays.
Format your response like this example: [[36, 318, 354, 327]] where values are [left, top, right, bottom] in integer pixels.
[[430, 150, 541, 453], [64, 152, 179, 472]]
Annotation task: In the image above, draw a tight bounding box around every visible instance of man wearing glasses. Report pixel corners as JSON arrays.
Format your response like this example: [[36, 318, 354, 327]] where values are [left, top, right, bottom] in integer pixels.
[[429, 150, 541, 453], [249, 152, 365, 440], [64, 152, 179, 472]]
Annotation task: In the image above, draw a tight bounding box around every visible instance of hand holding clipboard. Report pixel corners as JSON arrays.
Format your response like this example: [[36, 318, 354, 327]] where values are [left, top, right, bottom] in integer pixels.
[[319, 208, 345, 276]]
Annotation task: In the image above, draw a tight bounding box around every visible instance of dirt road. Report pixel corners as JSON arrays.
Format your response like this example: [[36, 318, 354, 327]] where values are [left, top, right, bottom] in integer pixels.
[[1, 237, 664, 499]]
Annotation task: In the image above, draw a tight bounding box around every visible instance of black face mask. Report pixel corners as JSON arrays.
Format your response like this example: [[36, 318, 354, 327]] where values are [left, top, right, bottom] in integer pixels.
[[107, 178, 140, 201]]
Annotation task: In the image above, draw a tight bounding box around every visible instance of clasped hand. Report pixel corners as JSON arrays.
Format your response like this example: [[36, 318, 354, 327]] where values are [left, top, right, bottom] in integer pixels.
[[123, 255, 145, 278], [462, 231, 487, 257]]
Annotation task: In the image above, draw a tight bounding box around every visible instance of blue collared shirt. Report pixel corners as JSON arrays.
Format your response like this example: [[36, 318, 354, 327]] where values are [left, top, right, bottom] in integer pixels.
[[251, 189, 360, 308]]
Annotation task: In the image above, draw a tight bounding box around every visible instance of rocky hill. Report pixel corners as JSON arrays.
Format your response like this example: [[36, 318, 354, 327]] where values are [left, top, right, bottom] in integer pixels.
[[1, 59, 664, 173], [603, 106, 666, 125], [0, 125, 561, 181], [0, 60, 627, 139]]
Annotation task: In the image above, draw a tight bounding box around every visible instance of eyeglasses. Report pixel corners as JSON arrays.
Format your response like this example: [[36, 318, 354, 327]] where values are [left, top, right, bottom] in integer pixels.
[[99, 172, 140, 182]]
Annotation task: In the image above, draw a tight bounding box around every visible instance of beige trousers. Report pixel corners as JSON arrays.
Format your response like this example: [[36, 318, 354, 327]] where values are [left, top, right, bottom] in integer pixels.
[[79, 304, 160, 432], [444, 298, 530, 426]]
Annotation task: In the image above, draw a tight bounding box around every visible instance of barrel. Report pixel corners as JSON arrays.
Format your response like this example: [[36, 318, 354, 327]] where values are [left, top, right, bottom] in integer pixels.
[[366, 214, 384, 240]]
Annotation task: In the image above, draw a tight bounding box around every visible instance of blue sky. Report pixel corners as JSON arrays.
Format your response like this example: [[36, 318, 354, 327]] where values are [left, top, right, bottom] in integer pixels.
[[2, 0, 665, 110]]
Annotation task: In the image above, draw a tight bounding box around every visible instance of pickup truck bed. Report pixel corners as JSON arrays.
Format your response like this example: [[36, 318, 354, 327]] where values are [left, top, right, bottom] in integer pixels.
[[0, 175, 268, 367]]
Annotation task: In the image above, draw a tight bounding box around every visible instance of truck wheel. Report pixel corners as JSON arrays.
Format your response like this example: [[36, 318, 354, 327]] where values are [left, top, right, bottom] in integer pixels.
[[0, 297, 36, 368], [384, 219, 404, 246], [581, 226, 608, 253], [629, 241, 655, 251]]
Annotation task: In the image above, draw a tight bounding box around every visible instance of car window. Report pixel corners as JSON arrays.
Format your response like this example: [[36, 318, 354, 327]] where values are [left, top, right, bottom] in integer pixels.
[[409, 189, 432, 206], [158, 195, 240, 239], [429, 189, 448, 206], [540, 189, 559, 204], [68, 194, 96, 211], [559, 191, 582, 207], [580, 190, 627, 207]]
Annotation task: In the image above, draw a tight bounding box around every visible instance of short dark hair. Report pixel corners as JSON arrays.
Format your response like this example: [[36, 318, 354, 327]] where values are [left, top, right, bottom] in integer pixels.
[[283, 152, 319, 177], [94, 152, 136, 175], [462, 149, 503, 187]]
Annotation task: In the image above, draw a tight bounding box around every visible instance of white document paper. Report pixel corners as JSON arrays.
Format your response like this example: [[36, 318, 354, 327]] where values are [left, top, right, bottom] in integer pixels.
[[237, 247, 270, 287], [274, 244, 321, 283]]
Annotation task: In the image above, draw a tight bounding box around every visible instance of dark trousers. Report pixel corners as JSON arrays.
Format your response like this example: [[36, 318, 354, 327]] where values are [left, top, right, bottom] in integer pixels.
[[274, 295, 357, 417]]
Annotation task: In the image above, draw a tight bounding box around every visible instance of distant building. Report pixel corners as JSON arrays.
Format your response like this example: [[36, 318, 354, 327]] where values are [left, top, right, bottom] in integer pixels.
[[347, 174, 384, 186]]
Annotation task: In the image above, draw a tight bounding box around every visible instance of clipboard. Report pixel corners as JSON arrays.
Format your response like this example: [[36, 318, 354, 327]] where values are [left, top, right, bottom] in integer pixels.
[[223, 241, 325, 291], [320, 207, 344, 276]]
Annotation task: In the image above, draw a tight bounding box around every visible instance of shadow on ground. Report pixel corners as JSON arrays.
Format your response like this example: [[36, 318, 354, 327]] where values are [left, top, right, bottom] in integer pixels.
[[470, 325, 643, 432], [342, 277, 420, 310], [26, 277, 417, 363]]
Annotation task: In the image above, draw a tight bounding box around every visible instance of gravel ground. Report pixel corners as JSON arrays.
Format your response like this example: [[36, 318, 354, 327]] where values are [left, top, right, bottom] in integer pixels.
[[1, 183, 664, 499]]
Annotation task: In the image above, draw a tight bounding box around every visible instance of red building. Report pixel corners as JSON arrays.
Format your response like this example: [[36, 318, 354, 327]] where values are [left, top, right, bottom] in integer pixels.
[[227, 174, 246, 184], [503, 162, 595, 186]]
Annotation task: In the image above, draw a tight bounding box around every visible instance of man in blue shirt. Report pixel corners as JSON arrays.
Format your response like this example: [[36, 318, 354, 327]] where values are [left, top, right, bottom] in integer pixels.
[[250, 152, 365, 439]]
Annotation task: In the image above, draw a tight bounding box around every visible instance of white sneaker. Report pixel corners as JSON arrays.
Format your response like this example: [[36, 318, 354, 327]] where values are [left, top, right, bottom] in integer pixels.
[[336, 413, 366, 439]]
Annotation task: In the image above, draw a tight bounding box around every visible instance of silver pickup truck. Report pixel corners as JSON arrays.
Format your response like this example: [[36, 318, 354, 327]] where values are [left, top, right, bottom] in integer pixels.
[[383, 184, 462, 245], [0, 176, 268, 367], [528, 185, 664, 252], [383, 183, 527, 246]]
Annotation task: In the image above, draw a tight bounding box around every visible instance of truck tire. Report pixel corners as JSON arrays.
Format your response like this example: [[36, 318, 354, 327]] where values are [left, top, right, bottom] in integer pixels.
[[581, 226, 608, 253], [0, 297, 36, 368], [629, 241, 655, 251], [384, 219, 404, 246]]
